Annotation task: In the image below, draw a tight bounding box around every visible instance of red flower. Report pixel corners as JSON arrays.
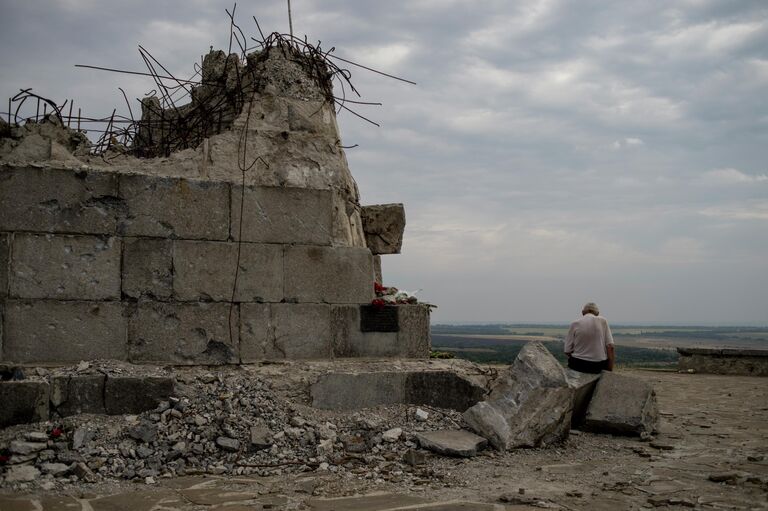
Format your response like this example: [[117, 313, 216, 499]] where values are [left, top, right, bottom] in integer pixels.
[[371, 298, 385, 310], [50, 427, 63, 438], [0, 454, 9, 464]]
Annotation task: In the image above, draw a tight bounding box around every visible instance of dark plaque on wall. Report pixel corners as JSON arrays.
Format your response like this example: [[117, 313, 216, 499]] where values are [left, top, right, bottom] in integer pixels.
[[360, 305, 399, 332]]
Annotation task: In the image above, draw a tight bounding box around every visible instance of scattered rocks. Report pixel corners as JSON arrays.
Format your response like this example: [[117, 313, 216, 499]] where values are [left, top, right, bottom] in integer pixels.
[[127, 422, 157, 443], [382, 428, 403, 443], [5, 465, 41, 482], [216, 436, 241, 452]]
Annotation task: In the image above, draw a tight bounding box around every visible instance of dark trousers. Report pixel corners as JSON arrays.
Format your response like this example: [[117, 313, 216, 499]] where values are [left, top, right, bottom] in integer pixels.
[[568, 356, 608, 374]]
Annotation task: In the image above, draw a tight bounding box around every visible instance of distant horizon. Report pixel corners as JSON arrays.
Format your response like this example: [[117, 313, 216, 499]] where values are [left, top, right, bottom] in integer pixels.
[[432, 321, 768, 328]]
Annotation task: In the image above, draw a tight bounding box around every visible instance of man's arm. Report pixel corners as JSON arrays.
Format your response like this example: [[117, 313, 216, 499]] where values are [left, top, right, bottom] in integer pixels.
[[606, 344, 615, 371]]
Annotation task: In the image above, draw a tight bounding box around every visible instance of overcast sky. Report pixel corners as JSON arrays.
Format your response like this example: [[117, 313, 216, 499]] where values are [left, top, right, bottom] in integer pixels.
[[1, 0, 766, 325]]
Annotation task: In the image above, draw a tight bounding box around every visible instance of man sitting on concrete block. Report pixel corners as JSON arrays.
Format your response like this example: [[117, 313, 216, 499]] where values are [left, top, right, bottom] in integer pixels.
[[564, 302, 615, 374]]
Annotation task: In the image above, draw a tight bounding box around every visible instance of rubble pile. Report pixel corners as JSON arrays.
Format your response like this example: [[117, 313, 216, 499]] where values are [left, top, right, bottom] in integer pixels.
[[0, 368, 466, 492]]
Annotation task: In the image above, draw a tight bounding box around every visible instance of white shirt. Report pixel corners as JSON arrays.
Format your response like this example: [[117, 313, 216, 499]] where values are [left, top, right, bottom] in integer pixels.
[[564, 313, 614, 362]]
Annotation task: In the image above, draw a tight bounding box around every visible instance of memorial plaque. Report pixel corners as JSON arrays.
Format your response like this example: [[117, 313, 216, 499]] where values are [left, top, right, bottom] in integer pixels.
[[360, 305, 399, 332]]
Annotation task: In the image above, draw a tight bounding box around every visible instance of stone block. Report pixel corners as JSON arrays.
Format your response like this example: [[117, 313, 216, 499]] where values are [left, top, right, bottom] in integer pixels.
[[118, 174, 229, 240], [51, 375, 106, 416], [331, 305, 400, 357], [231, 185, 333, 245], [406, 371, 486, 412], [0, 233, 9, 298], [566, 369, 601, 428], [414, 430, 488, 457], [121, 238, 173, 299], [584, 371, 659, 436], [3, 300, 126, 363], [361, 203, 405, 254], [104, 376, 174, 415], [284, 245, 373, 304], [398, 305, 431, 358], [127, 301, 238, 365], [463, 342, 574, 450], [0, 166, 119, 235], [9, 233, 121, 300], [0, 381, 49, 427], [173, 240, 283, 302], [241, 303, 331, 360], [373, 255, 382, 284]]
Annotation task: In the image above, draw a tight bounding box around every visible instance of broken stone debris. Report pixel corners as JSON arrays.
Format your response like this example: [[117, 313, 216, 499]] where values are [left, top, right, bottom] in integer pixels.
[[584, 371, 659, 436], [463, 342, 573, 450], [414, 430, 488, 458], [361, 204, 406, 255]]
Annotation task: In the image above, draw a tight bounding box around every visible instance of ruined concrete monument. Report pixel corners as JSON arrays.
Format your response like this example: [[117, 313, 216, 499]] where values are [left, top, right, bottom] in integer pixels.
[[0, 42, 430, 366]]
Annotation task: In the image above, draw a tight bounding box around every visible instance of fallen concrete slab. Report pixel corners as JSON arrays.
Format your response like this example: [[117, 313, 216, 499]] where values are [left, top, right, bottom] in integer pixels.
[[463, 342, 573, 450], [565, 369, 601, 428], [584, 371, 659, 436], [414, 429, 488, 457]]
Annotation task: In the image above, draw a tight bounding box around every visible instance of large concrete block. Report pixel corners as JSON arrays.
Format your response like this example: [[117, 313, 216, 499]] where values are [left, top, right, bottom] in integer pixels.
[[398, 305, 431, 358], [104, 376, 174, 415], [231, 185, 333, 245], [51, 375, 106, 416], [9, 234, 121, 300], [3, 300, 126, 363], [565, 369, 601, 428], [241, 303, 331, 360], [128, 301, 239, 365], [118, 174, 230, 240], [463, 342, 574, 450], [284, 246, 373, 304], [0, 381, 49, 427], [361, 203, 405, 254], [584, 371, 659, 436], [0, 167, 119, 235], [173, 240, 283, 302], [121, 238, 173, 299], [286, 99, 339, 137], [331, 305, 400, 357]]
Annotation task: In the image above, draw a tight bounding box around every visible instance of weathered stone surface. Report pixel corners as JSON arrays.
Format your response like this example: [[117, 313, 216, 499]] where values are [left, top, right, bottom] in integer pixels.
[[0, 167, 119, 235], [4, 465, 41, 482], [250, 424, 274, 450], [331, 192, 367, 249], [331, 304, 400, 357], [584, 371, 659, 436], [414, 429, 488, 457], [121, 238, 173, 299], [311, 371, 485, 412], [9, 234, 121, 300], [118, 174, 229, 240], [241, 303, 331, 360], [104, 376, 174, 415], [398, 305, 432, 358], [286, 98, 338, 136], [231, 185, 332, 245], [463, 342, 574, 450], [372, 255, 382, 284], [10, 440, 47, 455], [0, 381, 49, 427], [284, 245, 373, 304], [3, 300, 126, 363], [216, 436, 240, 452], [0, 233, 9, 298], [566, 369, 601, 428], [127, 301, 238, 365], [361, 203, 405, 255], [51, 375, 107, 416], [173, 240, 283, 302]]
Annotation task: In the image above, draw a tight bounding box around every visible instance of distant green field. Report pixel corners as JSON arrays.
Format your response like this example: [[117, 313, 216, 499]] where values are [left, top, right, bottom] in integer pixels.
[[430, 323, 768, 368]]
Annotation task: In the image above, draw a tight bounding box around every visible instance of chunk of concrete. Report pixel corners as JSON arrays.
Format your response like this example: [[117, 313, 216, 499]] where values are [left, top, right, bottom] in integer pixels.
[[51, 375, 107, 416], [104, 376, 174, 415], [127, 302, 238, 365], [121, 238, 173, 299], [173, 240, 283, 302], [9, 234, 121, 300], [118, 174, 229, 240], [231, 185, 333, 245], [398, 305, 432, 358], [584, 371, 659, 436], [361, 203, 405, 255], [463, 342, 574, 450], [414, 430, 488, 457], [3, 300, 126, 363], [241, 303, 331, 360], [565, 369, 601, 428], [0, 381, 49, 427], [0, 167, 119, 235], [284, 245, 373, 304], [4, 465, 41, 482]]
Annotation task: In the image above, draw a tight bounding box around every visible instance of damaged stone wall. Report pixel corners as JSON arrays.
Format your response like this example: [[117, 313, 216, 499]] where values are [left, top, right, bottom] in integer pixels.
[[0, 45, 429, 366]]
